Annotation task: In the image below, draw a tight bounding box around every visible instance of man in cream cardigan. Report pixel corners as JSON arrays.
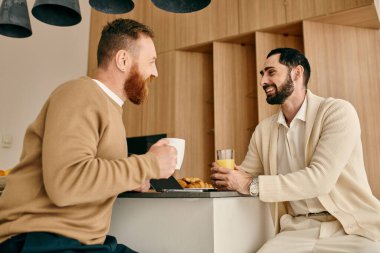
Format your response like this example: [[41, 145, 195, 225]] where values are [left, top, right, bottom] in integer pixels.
[[211, 48, 380, 252]]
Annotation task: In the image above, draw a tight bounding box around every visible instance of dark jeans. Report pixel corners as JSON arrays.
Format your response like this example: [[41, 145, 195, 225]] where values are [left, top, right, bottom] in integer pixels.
[[0, 232, 137, 253]]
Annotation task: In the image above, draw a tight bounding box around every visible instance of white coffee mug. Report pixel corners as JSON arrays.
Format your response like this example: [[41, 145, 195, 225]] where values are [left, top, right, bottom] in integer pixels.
[[164, 138, 185, 170]]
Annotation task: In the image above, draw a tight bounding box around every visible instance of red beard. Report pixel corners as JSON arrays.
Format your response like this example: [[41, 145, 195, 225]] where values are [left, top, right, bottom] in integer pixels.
[[124, 64, 154, 105]]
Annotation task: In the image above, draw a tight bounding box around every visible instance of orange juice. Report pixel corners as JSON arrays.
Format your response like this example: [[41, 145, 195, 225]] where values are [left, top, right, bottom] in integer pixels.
[[217, 159, 235, 170]]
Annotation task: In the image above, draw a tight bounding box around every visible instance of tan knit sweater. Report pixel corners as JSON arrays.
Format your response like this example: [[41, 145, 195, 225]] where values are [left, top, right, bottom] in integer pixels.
[[0, 77, 160, 245]]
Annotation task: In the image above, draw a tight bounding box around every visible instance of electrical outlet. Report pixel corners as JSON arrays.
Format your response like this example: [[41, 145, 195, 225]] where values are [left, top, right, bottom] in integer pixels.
[[1, 135, 12, 149]]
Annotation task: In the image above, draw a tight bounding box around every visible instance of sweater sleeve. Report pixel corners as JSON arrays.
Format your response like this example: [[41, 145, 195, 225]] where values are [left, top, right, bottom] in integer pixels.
[[41, 82, 160, 207], [240, 127, 265, 176], [259, 99, 361, 202]]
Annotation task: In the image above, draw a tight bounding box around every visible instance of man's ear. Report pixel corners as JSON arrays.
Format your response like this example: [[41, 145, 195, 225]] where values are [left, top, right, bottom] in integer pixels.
[[293, 65, 304, 81], [115, 50, 129, 72]]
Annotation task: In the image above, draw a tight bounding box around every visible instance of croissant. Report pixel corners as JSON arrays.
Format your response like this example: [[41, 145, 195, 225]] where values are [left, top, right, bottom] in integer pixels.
[[183, 177, 201, 184], [177, 179, 188, 188], [177, 177, 214, 189]]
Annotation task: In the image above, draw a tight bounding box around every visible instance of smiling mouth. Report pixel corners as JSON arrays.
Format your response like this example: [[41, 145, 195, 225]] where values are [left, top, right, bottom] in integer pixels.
[[264, 85, 276, 96]]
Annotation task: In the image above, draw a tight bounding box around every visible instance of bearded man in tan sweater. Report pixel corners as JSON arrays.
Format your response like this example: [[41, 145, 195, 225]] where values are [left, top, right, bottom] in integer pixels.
[[0, 19, 177, 253], [211, 48, 380, 252]]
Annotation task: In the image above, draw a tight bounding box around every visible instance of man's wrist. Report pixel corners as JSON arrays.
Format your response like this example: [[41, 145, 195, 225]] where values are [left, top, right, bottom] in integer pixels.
[[249, 177, 259, 197]]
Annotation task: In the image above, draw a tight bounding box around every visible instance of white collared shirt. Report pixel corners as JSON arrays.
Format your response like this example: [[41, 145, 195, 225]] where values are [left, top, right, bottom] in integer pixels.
[[277, 97, 325, 215], [92, 79, 124, 107]]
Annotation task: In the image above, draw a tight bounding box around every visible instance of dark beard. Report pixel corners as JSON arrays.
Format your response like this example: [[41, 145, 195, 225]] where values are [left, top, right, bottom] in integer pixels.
[[265, 72, 294, 105], [124, 64, 153, 105]]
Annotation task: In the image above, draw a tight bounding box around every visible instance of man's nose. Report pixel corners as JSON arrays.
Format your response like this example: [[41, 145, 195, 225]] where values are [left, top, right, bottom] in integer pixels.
[[259, 76, 267, 87], [152, 64, 158, 78]]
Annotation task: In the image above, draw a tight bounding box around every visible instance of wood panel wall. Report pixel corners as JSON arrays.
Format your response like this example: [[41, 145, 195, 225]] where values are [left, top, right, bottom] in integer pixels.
[[239, 0, 287, 33], [175, 0, 240, 49], [173, 52, 214, 179], [87, 0, 376, 67], [284, 0, 373, 22], [238, 0, 373, 34], [309, 3, 380, 29], [213, 42, 258, 164]]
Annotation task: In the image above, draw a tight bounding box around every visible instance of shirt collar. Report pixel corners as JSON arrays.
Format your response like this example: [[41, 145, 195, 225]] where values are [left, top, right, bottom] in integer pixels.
[[277, 97, 307, 127], [92, 79, 124, 107]]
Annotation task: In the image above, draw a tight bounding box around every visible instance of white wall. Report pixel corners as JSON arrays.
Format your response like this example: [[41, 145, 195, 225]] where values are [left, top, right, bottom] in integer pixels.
[[0, 0, 91, 168]]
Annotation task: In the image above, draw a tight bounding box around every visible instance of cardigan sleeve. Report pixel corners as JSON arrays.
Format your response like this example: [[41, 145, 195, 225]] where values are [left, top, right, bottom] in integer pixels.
[[240, 126, 265, 176]]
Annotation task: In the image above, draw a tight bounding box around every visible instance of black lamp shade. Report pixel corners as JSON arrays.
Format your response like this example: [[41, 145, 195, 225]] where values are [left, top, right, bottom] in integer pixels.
[[32, 0, 81, 27], [89, 0, 134, 14], [151, 0, 211, 13], [0, 0, 32, 38]]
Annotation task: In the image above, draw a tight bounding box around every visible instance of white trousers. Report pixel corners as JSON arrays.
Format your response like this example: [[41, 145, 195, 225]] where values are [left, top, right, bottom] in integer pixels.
[[258, 214, 380, 253]]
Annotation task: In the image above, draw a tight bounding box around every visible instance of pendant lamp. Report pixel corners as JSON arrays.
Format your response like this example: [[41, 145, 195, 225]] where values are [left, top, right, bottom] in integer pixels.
[[151, 0, 211, 13], [32, 0, 81, 27], [89, 0, 134, 14], [0, 0, 32, 38]]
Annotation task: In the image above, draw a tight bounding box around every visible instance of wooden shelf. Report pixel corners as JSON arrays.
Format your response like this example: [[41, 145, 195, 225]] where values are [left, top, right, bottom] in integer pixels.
[[309, 4, 380, 29], [177, 42, 213, 53], [258, 22, 303, 36]]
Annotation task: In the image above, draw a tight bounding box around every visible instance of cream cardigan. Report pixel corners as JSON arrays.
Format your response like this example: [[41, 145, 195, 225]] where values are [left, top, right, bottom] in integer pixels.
[[241, 90, 380, 241]]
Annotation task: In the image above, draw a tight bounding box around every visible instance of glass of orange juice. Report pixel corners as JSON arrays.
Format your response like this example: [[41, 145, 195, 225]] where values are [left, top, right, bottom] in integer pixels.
[[216, 149, 235, 170]]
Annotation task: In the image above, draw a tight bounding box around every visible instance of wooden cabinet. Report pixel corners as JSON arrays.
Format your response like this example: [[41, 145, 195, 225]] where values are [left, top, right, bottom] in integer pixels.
[[171, 51, 214, 179], [213, 42, 257, 164], [175, 0, 240, 49], [87, 0, 380, 198]]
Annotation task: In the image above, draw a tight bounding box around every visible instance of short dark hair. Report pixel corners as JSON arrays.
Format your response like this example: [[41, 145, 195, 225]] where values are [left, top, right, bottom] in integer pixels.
[[97, 18, 154, 69], [267, 48, 311, 87]]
